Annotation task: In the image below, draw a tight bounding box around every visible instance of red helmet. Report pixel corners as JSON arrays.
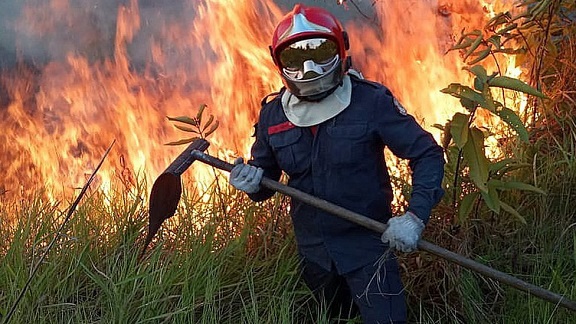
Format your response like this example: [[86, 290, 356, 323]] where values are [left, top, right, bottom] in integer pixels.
[[270, 4, 350, 100]]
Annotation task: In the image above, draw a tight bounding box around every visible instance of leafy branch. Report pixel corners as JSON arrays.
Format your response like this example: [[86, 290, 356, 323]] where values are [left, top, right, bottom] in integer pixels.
[[165, 104, 219, 145], [440, 65, 547, 224], [447, 1, 560, 67], [435, 1, 570, 225]]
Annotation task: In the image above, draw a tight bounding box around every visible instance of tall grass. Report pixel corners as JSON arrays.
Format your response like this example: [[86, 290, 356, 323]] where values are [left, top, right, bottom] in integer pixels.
[[1, 155, 575, 323], [0, 179, 329, 323]]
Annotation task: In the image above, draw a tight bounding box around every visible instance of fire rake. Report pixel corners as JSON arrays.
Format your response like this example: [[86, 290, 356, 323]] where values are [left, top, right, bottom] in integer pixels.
[[142, 138, 576, 312]]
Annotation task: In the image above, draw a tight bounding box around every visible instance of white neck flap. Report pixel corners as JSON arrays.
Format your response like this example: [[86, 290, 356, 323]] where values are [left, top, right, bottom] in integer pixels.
[[282, 74, 352, 127]]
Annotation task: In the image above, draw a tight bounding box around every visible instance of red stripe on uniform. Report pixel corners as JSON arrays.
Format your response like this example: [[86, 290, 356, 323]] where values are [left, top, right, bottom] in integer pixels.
[[268, 121, 295, 135]]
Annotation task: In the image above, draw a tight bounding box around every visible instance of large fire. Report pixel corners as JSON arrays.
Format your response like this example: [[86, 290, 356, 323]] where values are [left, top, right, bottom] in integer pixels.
[[0, 0, 520, 201]]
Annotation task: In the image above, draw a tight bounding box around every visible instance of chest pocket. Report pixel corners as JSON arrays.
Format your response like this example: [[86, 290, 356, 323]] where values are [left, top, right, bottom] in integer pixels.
[[326, 124, 369, 166], [269, 127, 310, 176]]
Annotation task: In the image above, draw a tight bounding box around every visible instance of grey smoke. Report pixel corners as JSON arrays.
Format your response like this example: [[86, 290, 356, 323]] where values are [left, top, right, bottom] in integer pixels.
[[0, 0, 376, 69]]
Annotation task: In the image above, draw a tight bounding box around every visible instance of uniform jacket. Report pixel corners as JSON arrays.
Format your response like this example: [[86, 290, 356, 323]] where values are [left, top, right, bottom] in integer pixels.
[[247, 75, 445, 274]]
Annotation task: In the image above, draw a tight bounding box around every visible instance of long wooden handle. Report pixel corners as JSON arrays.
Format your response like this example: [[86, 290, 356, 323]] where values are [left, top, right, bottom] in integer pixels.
[[190, 150, 576, 312]]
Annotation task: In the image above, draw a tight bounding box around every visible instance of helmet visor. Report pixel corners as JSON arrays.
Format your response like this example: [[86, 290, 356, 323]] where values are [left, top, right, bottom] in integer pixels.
[[279, 38, 339, 80]]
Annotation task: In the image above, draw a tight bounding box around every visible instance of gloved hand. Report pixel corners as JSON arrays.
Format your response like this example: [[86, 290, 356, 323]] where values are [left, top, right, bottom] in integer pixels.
[[381, 211, 425, 253], [229, 157, 264, 194]]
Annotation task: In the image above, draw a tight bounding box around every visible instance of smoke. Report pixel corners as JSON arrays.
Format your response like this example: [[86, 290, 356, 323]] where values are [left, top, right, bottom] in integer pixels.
[[0, 1, 183, 67], [0, 1, 21, 66], [0, 0, 375, 69]]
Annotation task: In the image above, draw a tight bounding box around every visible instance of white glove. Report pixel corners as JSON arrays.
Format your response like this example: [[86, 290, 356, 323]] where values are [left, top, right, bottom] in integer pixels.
[[229, 157, 264, 194], [381, 211, 425, 253]]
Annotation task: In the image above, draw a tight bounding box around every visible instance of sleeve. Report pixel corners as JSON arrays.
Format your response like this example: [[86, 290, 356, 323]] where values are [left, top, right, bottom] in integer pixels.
[[246, 120, 283, 202], [375, 89, 445, 224]]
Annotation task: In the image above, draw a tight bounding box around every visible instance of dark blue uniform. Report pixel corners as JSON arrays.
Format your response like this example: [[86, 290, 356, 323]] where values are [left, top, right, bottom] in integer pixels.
[[247, 75, 445, 322]]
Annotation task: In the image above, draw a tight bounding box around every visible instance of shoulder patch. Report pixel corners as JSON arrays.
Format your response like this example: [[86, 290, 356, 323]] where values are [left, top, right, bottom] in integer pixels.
[[393, 97, 407, 116]]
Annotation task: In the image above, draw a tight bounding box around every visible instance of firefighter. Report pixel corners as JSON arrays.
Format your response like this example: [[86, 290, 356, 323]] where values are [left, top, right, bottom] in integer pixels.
[[228, 3, 445, 323]]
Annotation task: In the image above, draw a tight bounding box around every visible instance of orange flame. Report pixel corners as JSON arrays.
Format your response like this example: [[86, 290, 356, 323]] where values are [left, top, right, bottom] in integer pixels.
[[0, 0, 523, 201]]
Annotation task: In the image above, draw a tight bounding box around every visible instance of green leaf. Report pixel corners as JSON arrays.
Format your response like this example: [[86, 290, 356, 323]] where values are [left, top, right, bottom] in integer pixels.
[[494, 48, 527, 55], [510, 11, 531, 22], [496, 23, 518, 35], [462, 127, 489, 192], [450, 113, 470, 149], [489, 160, 531, 179], [441, 84, 486, 105], [486, 12, 511, 28], [481, 180, 501, 213], [488, 76, 548, 98], [489, 180, 546, 194], [488, 178, 502, 186], [480, 86, 497, 113], [486, 35, 502, 50], [529, 0, 549, 17], [458, 191, 480, 224], [489, 160, 530, 173], [468, 47, 492, 65], [463, 30, 483, 61], [468, 65, 488, 91], [460, 98, 478, 111], [441, 83, 499, 112], [500, 201, 527, 224], [450, 34, 474, 51], [474, 77, 485, 92], [467, 65, 488, 82], [496, 107, 529, 142], [167, 115, 198, 126], [489, 158, 517, 172]]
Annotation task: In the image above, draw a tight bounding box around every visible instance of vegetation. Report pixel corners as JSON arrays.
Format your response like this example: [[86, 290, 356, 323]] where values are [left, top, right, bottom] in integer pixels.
[[0, 182, 327, 323], [405, 0, 576, 322], [1, 0, 576, 323]]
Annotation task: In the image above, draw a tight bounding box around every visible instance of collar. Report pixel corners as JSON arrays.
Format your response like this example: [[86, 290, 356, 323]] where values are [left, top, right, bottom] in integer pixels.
[[281, 74, 352, 127]]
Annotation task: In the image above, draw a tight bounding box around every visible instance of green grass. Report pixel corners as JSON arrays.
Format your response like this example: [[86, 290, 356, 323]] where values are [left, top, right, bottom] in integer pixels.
[[0, 183, 325, 323]]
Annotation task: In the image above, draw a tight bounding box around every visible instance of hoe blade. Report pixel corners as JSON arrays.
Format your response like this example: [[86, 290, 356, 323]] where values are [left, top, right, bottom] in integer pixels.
[[140, 139, 210, 258]]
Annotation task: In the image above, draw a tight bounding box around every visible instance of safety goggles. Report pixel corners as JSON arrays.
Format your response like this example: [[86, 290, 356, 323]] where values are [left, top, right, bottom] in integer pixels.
[[279, 38, 339, 80]]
